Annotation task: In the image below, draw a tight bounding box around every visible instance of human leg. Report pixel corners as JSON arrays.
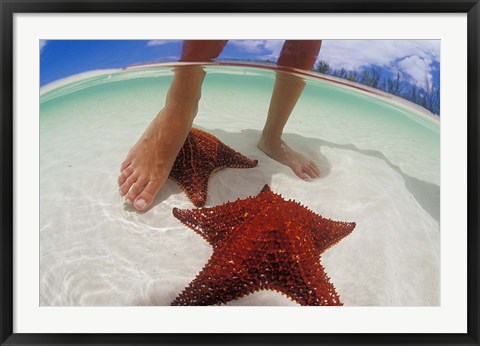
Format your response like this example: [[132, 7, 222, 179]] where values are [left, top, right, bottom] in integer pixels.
[[258, 40, 322, 180], [118, 40, 227, 211]]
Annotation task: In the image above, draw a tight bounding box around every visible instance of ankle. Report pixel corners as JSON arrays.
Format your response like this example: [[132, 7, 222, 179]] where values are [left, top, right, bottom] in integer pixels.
[[260, 129, 282, 145]]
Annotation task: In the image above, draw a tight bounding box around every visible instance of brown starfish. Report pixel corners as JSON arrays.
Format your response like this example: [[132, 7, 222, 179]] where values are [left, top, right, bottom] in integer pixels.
[[172, 185, 356, 306], [169, 128, 258, 207]]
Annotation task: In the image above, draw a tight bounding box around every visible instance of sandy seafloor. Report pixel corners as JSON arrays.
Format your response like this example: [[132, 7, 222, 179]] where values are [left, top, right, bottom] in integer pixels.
[[40, 65, 440, 306]]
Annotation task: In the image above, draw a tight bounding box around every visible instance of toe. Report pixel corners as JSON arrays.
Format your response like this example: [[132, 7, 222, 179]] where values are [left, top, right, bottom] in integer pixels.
[[302, 165, 317, 180], [120, 160, 132, 172], [308, 162, 321, 177], [125, 176, 148, 204], [134, 180, 162, 211], [118, 166, 134, 187], [120, 174, 138, 198], [292, 165, 310, 181]]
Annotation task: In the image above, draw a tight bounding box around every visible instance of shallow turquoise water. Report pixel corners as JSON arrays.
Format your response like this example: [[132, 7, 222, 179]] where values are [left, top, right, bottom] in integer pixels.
[[41, 65, 440, 185], [40, 64, 440, 306]]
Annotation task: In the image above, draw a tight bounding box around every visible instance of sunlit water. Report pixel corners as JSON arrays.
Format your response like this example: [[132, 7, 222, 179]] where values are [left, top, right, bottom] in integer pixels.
[[40, 64, 440, 306]]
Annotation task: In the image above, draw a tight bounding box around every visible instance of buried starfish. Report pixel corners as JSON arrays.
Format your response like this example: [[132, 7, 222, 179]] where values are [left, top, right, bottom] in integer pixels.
[[172, 185, 356, 306], [169, 128, 258, 207]]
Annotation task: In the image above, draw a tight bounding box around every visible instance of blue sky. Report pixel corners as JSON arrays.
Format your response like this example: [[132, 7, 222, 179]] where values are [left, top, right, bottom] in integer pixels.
[[40, 39, 440, 91]]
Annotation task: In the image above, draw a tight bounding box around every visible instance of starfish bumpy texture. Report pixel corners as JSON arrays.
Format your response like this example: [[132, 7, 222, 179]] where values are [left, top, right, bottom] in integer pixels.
[[172, 185, 356, 306], [168, 128, 258, 207]]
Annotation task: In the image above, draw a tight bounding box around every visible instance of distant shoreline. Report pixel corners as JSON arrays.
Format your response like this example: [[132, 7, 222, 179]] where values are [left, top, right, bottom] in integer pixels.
[[40, 69, 121, 95]]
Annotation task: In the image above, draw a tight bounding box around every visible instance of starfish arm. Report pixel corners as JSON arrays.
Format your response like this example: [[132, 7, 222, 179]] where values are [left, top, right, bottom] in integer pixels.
[[267, 219, 343, 306], [173, 202, 249, 247], [194, 129, 258, 170], [171, 254, 255, 306], [270, 262, 342, 306], [310, 217, 356, 253], [288, 201, 356, 253], [169, 173, 210, 208], [215, 144, 258, 169], [169, 130, 210, 207]]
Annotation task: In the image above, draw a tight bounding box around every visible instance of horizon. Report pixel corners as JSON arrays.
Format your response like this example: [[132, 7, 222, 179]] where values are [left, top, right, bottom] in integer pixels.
[[40, 39, 440, 114]]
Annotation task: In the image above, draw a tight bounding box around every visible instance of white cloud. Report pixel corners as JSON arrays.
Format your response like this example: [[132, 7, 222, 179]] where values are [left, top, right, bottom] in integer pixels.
[[229, 40, 270, 53], [229, 39, 285, 60], [397, 55, 433, 89], [160, 55, 180, 61], [319, 40, 440, 89], [319, 40, 439, 69], [223, 40, 440, 89], [146, 40, 170, 46], [40, 40, 47, 53], [261, 40, 285, 60]]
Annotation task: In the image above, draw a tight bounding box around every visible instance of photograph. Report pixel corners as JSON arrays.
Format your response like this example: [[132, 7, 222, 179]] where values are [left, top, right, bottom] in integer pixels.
[[2, 1, 479, 343], [39, 39, 440, 307]]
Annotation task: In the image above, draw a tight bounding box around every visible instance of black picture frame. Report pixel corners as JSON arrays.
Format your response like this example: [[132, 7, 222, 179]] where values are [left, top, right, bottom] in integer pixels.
[[1, 1, 479, 345]]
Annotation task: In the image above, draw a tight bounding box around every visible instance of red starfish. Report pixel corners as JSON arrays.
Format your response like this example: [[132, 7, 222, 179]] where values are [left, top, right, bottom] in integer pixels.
[[172, 185, 356, 306], [169, 128, 258, 207]]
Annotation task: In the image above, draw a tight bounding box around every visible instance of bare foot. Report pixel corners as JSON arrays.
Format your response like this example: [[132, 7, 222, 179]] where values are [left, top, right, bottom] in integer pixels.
[[118, 106, 194, 211], [257, 133, 320, 180]]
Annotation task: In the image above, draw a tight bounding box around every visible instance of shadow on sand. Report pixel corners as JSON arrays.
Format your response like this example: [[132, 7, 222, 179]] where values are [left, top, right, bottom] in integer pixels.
[[124, 127, 439, 223]]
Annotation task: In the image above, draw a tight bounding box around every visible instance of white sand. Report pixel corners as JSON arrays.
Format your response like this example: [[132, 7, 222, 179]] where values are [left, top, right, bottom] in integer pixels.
[[40, 67, 440, 306]]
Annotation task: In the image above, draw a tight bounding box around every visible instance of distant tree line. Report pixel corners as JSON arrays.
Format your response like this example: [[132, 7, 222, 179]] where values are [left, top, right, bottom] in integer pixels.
[[315, 61, 440, 115]]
